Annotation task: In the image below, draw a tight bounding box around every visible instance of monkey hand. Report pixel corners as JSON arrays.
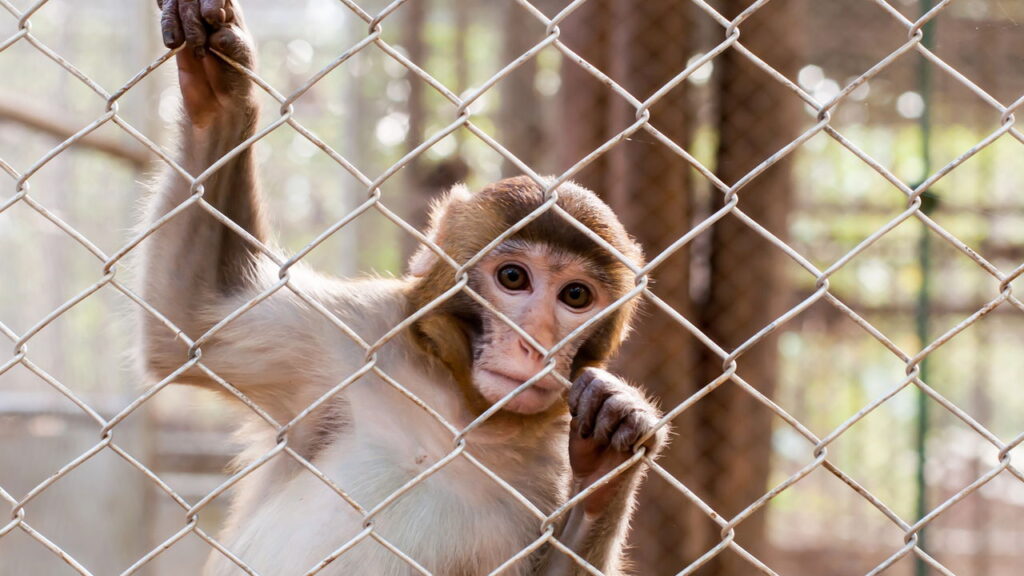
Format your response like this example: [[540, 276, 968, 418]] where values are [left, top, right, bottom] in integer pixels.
[[158, 0, 257, 128], [567, 368, 666, 513]]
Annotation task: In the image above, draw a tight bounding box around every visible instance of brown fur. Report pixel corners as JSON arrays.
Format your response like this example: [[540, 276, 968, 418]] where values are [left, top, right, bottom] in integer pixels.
[[405, 176, 645, 405]]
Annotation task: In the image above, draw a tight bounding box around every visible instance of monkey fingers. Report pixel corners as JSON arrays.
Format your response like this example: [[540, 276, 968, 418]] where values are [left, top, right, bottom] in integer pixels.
[[199, 0, 230, 26], [592, 395, 638, 448], [207, 25, 254, 70], [569, 367, 619, 439], [178, 0, 209, 59], [569, 368, 663, 457], [159, 0, 185, 49], [604, 406, 658, 453], [162, 0, 242, 56]]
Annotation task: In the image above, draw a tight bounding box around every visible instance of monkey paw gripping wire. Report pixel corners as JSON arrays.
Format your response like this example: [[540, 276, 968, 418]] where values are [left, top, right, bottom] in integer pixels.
[[2, 0, 1024, 575]]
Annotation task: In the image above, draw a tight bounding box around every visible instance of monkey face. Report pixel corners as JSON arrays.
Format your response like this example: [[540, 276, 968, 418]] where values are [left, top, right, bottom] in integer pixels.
[[469, 240, 613, 415], [407, 177, 644, 416]]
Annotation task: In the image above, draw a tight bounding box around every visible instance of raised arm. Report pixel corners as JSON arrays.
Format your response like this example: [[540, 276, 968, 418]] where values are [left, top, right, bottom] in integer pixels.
[[141, 1, 303, 392]]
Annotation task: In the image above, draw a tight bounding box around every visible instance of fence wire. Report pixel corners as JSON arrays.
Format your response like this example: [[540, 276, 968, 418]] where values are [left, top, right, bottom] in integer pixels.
[[1, 0, 1022, 574]]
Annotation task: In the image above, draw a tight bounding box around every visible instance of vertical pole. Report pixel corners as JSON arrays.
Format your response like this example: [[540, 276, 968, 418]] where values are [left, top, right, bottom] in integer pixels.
[[914, 2, 936, 575], [453, 0, 469, 153]]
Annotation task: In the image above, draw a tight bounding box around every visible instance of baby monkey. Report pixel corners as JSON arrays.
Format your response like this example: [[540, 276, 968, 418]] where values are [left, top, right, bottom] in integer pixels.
[[143, 1, 668, 574]]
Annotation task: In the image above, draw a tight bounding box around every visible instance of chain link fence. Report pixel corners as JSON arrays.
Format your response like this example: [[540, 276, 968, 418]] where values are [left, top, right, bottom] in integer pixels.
[[2, 0, 1023, 574]]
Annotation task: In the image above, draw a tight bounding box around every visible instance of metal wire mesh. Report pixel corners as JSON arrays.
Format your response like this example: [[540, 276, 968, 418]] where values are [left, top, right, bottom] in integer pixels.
[[1, 0, 1022, 574]]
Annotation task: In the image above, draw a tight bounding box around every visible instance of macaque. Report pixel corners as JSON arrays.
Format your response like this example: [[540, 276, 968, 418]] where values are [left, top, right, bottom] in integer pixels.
[[142, 1, 668, 575]]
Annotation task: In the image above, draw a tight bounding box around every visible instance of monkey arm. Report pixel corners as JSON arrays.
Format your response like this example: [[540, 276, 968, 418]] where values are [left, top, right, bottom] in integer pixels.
[[141, 1, 299, 390], [140, 95, 271, 381], [539, 368, 667, 575], [143, 2, 376, 423], [542, 474, 646, 576]]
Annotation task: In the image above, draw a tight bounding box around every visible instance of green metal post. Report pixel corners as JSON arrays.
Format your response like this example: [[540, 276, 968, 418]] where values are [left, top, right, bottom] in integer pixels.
[[915, 2, 936, 575]]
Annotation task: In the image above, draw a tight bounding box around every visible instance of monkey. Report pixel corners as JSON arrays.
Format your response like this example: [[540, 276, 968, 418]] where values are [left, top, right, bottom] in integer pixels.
[[142, 1, 668, 575]]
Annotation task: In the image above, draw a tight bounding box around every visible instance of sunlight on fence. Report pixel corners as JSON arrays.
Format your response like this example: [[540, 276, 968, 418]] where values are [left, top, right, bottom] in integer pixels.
[[1, 0, 1023, 574]]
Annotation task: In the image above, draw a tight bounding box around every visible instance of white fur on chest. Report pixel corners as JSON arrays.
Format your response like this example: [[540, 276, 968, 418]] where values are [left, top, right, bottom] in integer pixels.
[[209, 368, 558, 576]]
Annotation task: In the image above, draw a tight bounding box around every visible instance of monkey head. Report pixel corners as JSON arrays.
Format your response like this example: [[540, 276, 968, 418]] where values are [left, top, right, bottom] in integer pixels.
[[406, 176, 644, 416]]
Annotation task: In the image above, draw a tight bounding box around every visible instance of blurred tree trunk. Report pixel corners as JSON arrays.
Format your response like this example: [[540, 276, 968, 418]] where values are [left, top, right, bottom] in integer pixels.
[[562, 1, 700, 572], [401, 0, 430, 259], [605, 1, 699, 573], [560, 0, 803, 573], [403, 0, 428, 172], [694, 1, 801, 574], [558, 0, 612, 189], [454, 0, 469, 154], [498, 1, 545, 176], [401, 0, 469, 260]]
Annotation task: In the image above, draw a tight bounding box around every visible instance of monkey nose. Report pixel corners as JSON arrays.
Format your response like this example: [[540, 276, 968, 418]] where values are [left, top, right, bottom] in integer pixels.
[[517, 337, 544, 363]]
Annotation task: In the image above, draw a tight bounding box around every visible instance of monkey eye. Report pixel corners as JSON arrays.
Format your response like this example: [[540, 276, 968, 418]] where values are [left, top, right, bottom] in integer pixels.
[[497, 264, 530, 291], [559, 283, 593, 309]]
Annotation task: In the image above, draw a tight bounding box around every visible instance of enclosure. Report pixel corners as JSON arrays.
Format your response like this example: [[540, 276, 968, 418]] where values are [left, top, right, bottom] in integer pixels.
[[2, 0, 1024, 574]]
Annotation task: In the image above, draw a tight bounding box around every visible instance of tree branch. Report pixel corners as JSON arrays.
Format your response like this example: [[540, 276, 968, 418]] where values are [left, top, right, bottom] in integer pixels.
[[0, 92, 150, 168]]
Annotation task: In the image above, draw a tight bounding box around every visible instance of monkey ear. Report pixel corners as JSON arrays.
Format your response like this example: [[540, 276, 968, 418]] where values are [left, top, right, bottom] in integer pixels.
[[408, 244, 439, 277], [408, 184, 472, 277]]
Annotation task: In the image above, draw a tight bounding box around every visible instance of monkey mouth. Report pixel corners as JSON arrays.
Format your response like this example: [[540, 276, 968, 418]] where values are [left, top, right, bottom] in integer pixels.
[[480, 369, 564, 393]]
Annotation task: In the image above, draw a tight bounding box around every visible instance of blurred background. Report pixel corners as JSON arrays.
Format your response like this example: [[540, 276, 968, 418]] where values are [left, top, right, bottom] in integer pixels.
[[2, 0, 1024, 574]]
